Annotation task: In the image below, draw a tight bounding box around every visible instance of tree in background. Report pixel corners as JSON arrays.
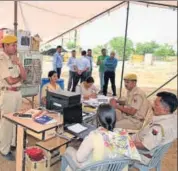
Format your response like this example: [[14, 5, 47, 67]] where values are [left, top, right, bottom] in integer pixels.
[[93, 44, 108, 56], [66, 40, 76, 50], [109, 37, 134, 60], [135, 41, 159, 55], [153, 43, 176, 57], [92, 38, 176, 62]]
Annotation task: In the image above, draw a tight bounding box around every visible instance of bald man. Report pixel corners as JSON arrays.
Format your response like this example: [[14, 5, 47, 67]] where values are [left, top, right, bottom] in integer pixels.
[[103, 51, 118, 96]]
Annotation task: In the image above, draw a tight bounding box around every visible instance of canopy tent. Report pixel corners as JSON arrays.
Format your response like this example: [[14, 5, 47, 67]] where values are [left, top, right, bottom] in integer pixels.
[[0, 0, 177, 97], [0, 1, 177, 43], [41, 47, 67, 56]]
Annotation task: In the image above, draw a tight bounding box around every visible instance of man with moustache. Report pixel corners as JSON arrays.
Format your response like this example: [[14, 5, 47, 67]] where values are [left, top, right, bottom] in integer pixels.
[[110, 73, 150, 130], [0, 35, 26, 160]]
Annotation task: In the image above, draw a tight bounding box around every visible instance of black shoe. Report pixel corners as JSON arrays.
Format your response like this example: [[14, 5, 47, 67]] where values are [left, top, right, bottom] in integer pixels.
[[98, 90, 103, 94], [10, 146, 16, 151], [2, 152, 15, 161]]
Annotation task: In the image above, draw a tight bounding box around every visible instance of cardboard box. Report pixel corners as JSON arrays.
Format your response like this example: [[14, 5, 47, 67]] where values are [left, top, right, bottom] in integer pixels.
[[17, 30, 31, 51], [26, 128, 56, 141], [30, 35, 42, 51], [25, 146, 50, 171]]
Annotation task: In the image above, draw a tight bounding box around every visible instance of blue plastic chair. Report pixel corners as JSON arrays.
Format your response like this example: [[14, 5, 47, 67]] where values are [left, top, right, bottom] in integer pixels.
[[130, 142, 172, 171], [61, 153, 132, 171]]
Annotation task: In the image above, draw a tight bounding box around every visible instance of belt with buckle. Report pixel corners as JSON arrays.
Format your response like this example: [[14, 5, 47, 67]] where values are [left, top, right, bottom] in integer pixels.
[[1, 87, 21, 91]]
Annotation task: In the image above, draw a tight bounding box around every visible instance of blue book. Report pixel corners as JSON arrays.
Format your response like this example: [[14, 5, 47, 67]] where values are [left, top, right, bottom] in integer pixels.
[[35, 115, 54, 125]]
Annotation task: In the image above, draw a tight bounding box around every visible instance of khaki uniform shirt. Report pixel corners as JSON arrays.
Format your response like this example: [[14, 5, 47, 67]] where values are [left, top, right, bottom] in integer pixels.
[[125, 86, 149, 120], [134, 114, 177, 151], [0, 51, 21, 89]]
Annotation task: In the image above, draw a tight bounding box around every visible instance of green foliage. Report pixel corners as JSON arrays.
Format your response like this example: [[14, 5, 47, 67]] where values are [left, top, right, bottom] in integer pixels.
[[66, 41, 76, 49], [109, 37, 134, 59], [153, 44, 176, 57], [92, 37, 176, 61], [135, 41, 159, 55], [93, 44, 108, 57]]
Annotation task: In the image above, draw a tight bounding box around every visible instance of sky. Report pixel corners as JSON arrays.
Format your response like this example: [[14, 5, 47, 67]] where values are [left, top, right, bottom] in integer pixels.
[[77, 3, 177, 50], [42, 3, 177, 51]]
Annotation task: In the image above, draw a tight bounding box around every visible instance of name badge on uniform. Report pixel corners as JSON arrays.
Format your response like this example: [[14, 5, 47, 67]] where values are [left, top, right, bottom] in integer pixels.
[[8, 67, 13, 69]]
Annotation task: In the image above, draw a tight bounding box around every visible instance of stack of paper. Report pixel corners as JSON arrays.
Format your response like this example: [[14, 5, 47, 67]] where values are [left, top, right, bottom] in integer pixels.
[[67, 123, 87, 134]]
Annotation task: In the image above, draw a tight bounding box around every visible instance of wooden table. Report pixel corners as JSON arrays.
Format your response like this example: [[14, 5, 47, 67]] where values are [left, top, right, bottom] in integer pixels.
[[3, 112, 63, 171]]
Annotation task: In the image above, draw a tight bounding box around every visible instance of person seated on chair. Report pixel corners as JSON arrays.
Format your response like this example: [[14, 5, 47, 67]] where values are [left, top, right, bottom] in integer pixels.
[[63, 104, 140, 171], [76, 76, 98, 100], [110, 73, 150, 130], [132, 91, 178, 165], [41, 70, 62, 105]]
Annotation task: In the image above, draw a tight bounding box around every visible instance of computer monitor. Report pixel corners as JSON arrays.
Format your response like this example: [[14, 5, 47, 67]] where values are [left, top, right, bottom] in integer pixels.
[[46, 90, 81, 112], [63, 103, 83, 125]]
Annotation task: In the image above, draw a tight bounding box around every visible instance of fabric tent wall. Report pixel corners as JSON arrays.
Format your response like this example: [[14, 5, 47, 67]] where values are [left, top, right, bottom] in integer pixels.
[[0, 1, 177, 42]]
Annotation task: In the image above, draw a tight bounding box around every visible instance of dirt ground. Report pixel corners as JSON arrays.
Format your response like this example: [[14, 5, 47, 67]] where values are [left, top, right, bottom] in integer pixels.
[[0, 59, 177, 171]]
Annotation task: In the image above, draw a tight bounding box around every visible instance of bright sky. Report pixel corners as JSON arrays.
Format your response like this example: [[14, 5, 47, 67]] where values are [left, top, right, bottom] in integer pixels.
[[78, 3, 177, 50]]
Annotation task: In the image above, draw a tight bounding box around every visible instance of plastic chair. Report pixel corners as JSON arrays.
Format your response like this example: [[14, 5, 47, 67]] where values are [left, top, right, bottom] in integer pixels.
[[130, 142, 172, 171], [61, 154, 132, 171]]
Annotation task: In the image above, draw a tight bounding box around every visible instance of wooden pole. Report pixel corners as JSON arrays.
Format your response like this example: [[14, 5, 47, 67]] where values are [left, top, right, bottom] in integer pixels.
[[14, 1, 18, 36]]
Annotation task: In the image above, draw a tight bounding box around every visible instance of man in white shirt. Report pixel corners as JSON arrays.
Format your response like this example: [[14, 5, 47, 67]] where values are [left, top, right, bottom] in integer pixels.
[[67, 50, 77, 91], [71, 50, 90, 92]]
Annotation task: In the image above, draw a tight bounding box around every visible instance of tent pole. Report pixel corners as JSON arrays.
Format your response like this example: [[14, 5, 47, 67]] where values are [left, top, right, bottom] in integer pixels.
[[74, 30, 77, 48], [14, 1, 18, 36], [119, 1, 130, 98], [61, 37, 64, 47], [147, 74, 178, 98]]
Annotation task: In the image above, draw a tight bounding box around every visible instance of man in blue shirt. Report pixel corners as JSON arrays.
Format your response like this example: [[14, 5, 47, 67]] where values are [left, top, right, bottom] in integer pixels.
[[103, 51, 118, 96], [86, 49, 93, 77], [53, 45, 63, 78], [67, 50, 77, 91]]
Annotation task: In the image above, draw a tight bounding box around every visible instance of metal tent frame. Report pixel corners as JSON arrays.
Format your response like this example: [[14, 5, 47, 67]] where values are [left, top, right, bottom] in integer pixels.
[[13, 1, 177, 98]]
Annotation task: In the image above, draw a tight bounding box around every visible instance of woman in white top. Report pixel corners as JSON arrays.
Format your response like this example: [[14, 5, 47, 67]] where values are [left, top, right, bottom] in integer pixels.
[[41, 70, 62, 105], [63, 104, 141, 171], [76, 76, 97, 100]]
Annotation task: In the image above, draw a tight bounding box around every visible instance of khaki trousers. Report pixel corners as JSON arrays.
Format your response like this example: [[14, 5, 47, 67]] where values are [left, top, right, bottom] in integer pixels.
[[0, 91, 22, 155], [115, 110, 143, 130]]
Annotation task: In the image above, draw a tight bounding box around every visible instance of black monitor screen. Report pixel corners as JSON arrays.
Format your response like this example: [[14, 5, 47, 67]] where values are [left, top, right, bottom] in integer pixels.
[[46, 90, 65, 112], [63, 104, 82, 125]]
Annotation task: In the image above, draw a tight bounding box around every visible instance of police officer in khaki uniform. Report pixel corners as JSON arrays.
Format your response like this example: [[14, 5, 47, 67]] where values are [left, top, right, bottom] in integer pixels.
[[0, 35, 26, 160], [110, 73, 150, 130], [132, 91, 178, 165]]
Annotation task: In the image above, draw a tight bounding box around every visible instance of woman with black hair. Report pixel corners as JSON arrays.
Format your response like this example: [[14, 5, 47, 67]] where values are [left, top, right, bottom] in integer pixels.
[[41, 70, 62, 105], [76, 76, 98, 100], [63, 104, 140, 171]]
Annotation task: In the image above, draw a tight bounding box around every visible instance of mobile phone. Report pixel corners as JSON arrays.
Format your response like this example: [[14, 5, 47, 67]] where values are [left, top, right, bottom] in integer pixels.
[[18, 114, 32, 118]]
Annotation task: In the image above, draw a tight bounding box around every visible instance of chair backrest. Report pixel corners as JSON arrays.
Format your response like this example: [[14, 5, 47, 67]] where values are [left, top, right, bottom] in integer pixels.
[[148, 142, 172, 167], [78, 158, 131, 171]]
